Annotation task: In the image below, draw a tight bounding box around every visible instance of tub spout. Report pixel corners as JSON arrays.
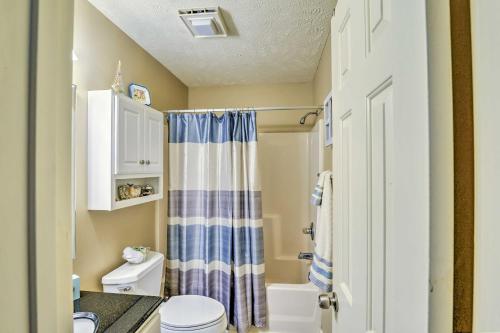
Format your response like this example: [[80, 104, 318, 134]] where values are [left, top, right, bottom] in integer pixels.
[[298, 252, 313, 260]]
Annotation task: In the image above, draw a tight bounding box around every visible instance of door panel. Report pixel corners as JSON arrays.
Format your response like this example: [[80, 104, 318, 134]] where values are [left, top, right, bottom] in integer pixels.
[[332, 1, 367, 332], [115, 96, 144, 174], [366, 80, 393, 333], [331, 0, 429, 332], [338, 110, 353, 305], [365, 0, 390, 54], [339, 11, 352, 87], [144, 109, 163, 173]]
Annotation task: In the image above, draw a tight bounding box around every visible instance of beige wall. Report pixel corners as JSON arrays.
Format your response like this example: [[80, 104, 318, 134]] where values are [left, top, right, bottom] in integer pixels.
[[72, 0, 188, 291], [313, 37, 333, 172], [0, 2, 30, 331], [189, 82, 315, 131], [314, 37, 332, 106], [189, 82, 314, 108]]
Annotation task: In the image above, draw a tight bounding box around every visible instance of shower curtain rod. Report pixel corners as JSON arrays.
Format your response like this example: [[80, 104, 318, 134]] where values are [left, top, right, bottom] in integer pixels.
[[162, 105, 324, 113]]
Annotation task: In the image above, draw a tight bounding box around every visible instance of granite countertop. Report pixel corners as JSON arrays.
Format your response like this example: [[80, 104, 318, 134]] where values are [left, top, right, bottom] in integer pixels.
[[74, 291, 163, 333]]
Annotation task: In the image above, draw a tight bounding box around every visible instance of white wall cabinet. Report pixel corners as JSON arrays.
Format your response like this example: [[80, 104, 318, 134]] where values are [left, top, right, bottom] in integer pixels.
[[116, 95, 144, 174], [88, 90, 163, 211], [143, 109, 164, 173]]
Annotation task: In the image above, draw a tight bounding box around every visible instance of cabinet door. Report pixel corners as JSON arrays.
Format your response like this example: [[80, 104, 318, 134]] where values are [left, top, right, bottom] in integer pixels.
[[135, 311, 161, 333], [115, 95, 144, 174], [143, 109, 163, 173]]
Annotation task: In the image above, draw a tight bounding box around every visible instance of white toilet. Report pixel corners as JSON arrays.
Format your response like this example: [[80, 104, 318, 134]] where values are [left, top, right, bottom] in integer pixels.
[[102, 251, 227, 333]]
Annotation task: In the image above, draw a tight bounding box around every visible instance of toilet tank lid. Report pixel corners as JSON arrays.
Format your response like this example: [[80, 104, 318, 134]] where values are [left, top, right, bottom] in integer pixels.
[[102, 251, 164, 285]]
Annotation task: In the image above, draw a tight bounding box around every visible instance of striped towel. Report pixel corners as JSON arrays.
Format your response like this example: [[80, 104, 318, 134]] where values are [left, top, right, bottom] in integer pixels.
[[311, 180, 324, 206], [309, 170, 333, 292]]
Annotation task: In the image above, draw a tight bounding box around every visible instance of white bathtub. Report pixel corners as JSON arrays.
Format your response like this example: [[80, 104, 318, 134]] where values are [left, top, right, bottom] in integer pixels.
[[249, 282, 321, 333]]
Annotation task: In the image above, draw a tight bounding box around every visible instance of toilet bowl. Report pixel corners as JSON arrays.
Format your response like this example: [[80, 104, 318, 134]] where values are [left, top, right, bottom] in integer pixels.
[[159, 295, 227, 333], [102, 252, 227, 333]]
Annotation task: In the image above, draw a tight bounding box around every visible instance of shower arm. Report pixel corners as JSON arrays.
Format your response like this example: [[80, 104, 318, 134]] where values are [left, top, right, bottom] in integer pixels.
[[299, 110, 321, 125]]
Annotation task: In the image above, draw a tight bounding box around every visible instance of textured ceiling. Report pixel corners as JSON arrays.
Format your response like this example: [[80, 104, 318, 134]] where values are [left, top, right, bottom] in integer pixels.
[[88, 0, 335, 87]]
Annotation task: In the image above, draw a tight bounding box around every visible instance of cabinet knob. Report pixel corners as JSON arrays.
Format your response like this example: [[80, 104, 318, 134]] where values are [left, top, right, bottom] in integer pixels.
[[146, 160, 151, 165], [139, 160, 145, 165]]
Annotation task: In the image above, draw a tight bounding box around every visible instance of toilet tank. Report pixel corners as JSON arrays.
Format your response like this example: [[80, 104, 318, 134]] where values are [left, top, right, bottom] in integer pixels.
[[102, 251, 164, 296]]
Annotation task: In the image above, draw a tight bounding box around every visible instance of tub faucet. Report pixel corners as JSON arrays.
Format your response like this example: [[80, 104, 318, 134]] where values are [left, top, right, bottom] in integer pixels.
[[298, 252, 313, 260]]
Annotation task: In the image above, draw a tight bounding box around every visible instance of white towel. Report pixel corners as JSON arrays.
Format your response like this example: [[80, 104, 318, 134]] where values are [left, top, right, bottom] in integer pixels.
[[122, 246, 147, 264], [309, 170, 333, 292]]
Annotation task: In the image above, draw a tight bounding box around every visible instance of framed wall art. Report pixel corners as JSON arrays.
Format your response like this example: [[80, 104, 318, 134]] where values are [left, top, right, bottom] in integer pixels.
[[129, 83, 151, 106]]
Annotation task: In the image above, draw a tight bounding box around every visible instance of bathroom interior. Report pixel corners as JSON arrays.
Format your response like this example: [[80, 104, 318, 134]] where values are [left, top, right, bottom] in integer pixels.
[[71, 0, 335, 332]]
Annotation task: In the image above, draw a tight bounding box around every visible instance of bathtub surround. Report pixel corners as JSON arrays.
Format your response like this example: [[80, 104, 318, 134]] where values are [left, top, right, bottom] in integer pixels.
[[259, 131, 316, 284], [265, 283, 322, 332], [166, 112, 266, 333], [72, 0, 188, 291]]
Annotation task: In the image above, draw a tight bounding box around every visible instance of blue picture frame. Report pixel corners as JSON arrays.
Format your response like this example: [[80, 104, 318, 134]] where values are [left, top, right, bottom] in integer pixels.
[[128, 83, 151, 106]]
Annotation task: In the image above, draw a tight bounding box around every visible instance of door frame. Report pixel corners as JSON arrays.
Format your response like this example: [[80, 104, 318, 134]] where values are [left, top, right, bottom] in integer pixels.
[[27, 0, 75, 331], [471, 0, 500, 331]]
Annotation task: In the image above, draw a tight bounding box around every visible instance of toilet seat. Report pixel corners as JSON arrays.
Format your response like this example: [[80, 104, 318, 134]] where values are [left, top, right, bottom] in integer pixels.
[[159, 295, 227, 332]]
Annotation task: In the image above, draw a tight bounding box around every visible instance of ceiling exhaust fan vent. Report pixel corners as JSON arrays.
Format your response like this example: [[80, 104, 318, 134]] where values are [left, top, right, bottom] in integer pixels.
[[178, 7, 228, 38]]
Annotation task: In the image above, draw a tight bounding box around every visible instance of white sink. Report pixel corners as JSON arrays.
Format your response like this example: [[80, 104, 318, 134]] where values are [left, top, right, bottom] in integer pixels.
[[73, 312, 99, 333]]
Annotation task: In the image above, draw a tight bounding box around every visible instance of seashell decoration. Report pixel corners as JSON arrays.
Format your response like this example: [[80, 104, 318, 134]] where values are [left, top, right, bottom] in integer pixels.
[[141, 184, 154, 196], [117, 183, 154, 201]]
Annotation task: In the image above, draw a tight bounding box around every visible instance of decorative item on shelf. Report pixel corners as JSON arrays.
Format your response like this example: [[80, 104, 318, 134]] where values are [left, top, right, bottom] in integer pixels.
[[141, 184, 154, 196], [129, 184, 142, 198], [111, 60, 125, 94], [117, 183, 143, 201], [129, 83, 151, 106], [117, 184, 131, 200]]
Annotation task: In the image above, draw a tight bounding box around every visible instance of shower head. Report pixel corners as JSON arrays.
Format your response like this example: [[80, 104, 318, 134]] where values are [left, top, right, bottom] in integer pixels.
[[299, 111, 320, 125]]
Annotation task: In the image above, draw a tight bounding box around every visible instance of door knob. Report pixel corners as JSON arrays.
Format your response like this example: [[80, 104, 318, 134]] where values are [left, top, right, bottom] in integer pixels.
[[139, 160, 145, 165], [146, 160, 150, 165], [318, 293, 339, 312]]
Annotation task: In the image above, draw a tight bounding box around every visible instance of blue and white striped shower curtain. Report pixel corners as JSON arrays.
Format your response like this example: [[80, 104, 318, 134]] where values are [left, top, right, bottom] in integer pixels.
[[166, 111, 266, 332]]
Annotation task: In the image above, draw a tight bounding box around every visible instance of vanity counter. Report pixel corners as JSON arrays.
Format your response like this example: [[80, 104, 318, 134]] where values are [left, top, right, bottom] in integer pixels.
[[74, 291, 163, 333]]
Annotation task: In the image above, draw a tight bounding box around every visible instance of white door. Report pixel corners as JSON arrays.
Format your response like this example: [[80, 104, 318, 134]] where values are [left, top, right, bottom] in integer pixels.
[[144, 108, 164, 173], [331, 0, 430, 332], [115, 95, 144, 174], [471, 1, 500, 331]]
